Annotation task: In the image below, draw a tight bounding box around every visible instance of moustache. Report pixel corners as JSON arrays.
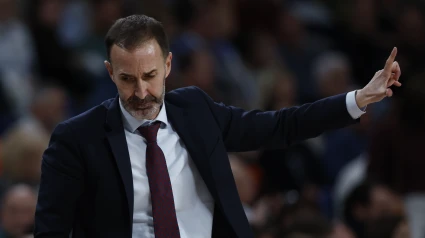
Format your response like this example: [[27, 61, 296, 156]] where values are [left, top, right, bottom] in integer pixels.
[[127, 95, 160, 106]]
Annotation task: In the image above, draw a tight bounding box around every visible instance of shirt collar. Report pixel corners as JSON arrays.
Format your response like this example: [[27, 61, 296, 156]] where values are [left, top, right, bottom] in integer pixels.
[[119, 98, 168, 133]]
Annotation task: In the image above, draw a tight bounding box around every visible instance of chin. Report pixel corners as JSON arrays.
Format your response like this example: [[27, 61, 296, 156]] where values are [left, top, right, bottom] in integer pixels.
[[129, 106, 160, 120], [129, 110, 154, 120]]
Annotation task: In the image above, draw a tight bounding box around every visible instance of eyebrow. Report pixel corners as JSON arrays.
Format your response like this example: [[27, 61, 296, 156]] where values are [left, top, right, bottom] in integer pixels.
[[143, 69, 157, 76], [118, 69, 157, 77], [118, 72, 134, 77]]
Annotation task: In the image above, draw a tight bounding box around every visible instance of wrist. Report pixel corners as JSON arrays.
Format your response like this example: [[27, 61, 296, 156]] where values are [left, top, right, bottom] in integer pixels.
[[355, 89, 371, 108]]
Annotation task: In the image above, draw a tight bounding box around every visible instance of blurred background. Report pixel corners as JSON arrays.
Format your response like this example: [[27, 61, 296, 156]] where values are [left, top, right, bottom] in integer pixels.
[[0, 0, 424, 237]]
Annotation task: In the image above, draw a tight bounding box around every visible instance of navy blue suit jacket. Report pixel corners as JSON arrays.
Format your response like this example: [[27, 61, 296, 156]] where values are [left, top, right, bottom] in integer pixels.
[[34, 86, 358, 238]]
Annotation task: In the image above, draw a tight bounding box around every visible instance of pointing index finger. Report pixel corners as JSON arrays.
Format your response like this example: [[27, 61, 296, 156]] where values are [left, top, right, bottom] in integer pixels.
[[384, 47, 397, 74]]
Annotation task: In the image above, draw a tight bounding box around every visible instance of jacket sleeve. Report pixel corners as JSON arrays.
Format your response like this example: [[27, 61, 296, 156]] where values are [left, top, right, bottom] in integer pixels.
[[196, 87, 359, 152], [34, 122, 85, 237]]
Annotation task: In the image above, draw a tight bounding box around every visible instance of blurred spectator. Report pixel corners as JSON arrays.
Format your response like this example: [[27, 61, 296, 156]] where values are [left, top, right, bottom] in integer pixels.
[[263, 71, 298, 110], [333, 0, 392, 88], [312, 51, 366, 182], [275, 6, 322, 103], [26, 0, 92, 108], [331, 222, 356, 238], [395, 3, 425, 77], [333, 96, 377, 221], [79, 0, 123, 72], [0, 121, 49, 197], [366, 215, 410, 238], [170, 45, 236, 105], [176, 48, 216, 91], [0, 184, 37, 238], [288, 0, 336, 55], [343, 180, 404, 238], [1, 84, 68, 142], [313, 51, 356, 98], [0, 0, 35, 116], [280, 206, 333, 238], [74, 0, 124, 110], [290, 51, 367, 204], [250, 192, 286, 232], [236, 29, 289, 109], [171, 0, 258, 109], [259, 74, 327, 212], [57, 0, 91, 48], [333, 152, 368, 220], [368, 72, 425, 238], [27, 85, 68, 135], [299, 50, 369, 218], [229, 154, 259, 223]]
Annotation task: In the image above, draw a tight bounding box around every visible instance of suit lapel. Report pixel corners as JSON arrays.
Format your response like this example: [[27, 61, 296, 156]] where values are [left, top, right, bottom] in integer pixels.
[[103, 95, 220, 227], [105, 96, 134, 224], [165, 101, 219, 198]]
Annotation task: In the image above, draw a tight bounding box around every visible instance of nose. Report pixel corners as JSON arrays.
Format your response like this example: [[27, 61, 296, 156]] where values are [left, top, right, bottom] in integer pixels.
[[134, 79, 149, 99]]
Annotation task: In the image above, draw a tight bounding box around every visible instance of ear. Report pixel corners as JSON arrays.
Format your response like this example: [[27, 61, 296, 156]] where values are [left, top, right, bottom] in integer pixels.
[[165, 52, 172, 79], [104, 60, 114, 82]]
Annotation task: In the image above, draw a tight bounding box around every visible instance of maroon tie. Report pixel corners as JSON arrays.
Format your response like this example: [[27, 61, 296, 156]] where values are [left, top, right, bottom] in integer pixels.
[[138, 121, 181, 238]]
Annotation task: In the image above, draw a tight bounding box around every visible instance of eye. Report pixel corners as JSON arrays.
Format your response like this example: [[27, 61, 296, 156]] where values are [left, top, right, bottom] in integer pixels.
[[121, 76, 133, 82]]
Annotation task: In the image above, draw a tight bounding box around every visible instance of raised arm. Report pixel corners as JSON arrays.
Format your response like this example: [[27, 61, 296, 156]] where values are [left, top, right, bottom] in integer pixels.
[[199, 88, 357, 152], [200, 47, 402, 152]]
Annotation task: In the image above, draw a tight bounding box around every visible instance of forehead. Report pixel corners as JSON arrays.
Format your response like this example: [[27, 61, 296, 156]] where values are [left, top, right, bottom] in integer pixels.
[[110, 39, 163, 71]]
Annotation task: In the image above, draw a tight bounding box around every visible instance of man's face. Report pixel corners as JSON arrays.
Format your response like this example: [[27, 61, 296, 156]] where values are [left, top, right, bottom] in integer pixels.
[[369, 185, 404, 218], [0, 187, 36, 237], [105, 39, 172, 120]]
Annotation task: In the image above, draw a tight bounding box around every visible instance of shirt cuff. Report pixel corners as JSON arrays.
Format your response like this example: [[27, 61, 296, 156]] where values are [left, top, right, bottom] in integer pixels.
[[346, 90, 366, 119]]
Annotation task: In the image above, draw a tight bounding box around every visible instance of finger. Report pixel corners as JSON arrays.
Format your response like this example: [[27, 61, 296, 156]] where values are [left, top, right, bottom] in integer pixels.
[[384, 47, 397, 74], [387, 79, 395, 87], [387, 77, 402, 87], [390, 73, 396, 82], [391, 61, 401, 80], [397, 61, 401, 79], [386, 88, 393, 97]]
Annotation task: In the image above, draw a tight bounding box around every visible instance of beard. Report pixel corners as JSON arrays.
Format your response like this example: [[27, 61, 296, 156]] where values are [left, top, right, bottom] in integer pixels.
[[122, 84, 165, 120]]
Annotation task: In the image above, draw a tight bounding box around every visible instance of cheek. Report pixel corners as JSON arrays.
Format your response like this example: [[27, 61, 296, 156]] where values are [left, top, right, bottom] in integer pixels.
[[149, 77, 165, 95], [114, 80, 134, 96], [117, 87, 131, 99]]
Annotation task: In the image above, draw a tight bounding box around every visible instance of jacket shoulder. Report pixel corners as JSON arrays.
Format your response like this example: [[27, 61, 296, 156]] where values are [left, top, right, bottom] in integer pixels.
[[58, 98, 115, 131], [165, 86, 211, 106]]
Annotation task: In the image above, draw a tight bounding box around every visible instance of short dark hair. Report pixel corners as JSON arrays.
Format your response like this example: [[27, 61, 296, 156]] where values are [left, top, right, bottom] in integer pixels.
[[366, 215, 406, 238], [343, 180, 373, 223], [105, 15, 169, 61], [282, 210, 333, 238]]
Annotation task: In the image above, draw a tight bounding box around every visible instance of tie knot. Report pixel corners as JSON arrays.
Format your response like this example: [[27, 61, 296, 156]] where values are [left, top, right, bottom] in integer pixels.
[[137, 121, 161, 143]]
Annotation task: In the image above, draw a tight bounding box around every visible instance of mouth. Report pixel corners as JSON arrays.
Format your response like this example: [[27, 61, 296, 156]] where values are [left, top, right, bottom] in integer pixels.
[[133, 103, 153, 110], [136, 107, 150, 111]]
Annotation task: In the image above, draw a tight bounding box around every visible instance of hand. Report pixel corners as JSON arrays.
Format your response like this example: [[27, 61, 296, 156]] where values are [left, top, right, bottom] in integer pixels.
[[355, 47, 402, 108]]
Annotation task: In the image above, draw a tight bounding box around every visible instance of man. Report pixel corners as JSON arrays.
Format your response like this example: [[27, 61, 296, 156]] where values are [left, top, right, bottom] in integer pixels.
[[0, 184, 37, 238], [34, 15, 401, 238], [343, 181, 405, 238]]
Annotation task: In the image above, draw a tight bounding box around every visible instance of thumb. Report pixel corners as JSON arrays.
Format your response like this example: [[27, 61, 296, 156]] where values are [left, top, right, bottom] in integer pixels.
[[386, 88, 393, 97]]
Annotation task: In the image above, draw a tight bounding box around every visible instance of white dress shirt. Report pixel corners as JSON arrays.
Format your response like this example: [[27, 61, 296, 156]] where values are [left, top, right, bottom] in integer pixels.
[[119, 91, 365, 238], [119, 100, 215, 238]]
